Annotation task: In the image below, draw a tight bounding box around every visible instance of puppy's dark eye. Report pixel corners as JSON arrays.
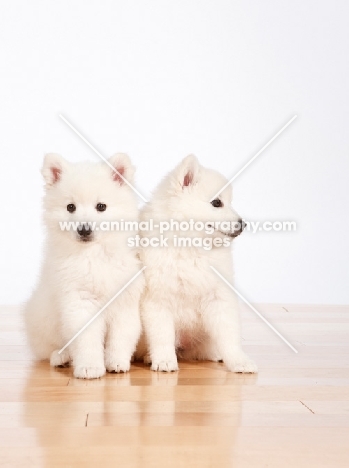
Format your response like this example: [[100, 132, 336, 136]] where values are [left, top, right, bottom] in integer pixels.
[[96, 203, 107, 212], [211, 199, 223, 208], [67, 204, 76, 213]]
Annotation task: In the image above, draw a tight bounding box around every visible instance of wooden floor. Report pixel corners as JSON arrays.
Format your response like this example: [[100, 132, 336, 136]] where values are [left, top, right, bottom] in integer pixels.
[[0, 304, 348, 467]]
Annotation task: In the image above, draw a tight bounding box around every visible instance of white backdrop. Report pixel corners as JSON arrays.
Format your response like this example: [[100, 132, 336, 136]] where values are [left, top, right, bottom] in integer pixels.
[[1, 0, 348, 305]]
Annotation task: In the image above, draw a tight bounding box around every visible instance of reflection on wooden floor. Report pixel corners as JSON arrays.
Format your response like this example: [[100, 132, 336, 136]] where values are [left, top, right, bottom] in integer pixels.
[[0, 304, 348, 467]]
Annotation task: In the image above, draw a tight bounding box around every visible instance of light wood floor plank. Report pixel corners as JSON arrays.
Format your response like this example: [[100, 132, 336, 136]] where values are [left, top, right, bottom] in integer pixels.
[[0, 305, 348, 466]]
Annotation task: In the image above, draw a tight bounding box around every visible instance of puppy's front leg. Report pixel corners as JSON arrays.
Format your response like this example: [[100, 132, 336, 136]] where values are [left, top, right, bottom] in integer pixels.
[[61, 298, 106, 379], [142, 296, 178, 372], [202, 298, 258, 373], [105, 302, 141, 373]]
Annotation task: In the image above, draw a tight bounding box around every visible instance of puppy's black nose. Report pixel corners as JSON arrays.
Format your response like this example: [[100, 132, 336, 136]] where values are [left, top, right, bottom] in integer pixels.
[[231, 219, 246, 238], [77, 225, 92, 238], [239, 219, 246, 231]]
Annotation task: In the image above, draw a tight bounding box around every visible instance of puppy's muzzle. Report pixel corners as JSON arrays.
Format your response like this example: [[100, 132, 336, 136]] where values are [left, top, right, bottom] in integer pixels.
[[224, 219, 246, 238], [77, 224, 93, 242]]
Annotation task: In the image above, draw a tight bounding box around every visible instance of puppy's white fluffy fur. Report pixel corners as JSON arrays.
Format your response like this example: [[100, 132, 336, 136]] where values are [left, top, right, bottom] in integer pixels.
[[137, 155, 257, 373], [25, 153, 144, 379]]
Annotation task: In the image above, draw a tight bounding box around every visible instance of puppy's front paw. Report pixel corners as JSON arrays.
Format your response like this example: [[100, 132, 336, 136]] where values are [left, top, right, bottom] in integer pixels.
[[227, 352, 258, 374], [106, 359, 131, 373], [50, 349, 70, 368], [151, 358, 179, 372], [73, 366, 106, 379]]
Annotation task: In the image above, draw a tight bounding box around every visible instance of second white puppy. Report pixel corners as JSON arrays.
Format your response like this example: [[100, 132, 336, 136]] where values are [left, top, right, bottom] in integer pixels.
[[25, 153, 143, 379], [138, 155, 257, 373]]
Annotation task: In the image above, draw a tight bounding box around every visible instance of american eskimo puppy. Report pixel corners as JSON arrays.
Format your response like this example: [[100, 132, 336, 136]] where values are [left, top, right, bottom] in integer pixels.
[[137, 154, 257, 373], [25, 153, 144, 379]]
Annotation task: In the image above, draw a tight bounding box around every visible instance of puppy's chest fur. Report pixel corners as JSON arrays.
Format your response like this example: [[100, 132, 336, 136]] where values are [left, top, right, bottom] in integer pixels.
[[164, 252, 218, 348], [52, 246, 133, 301]]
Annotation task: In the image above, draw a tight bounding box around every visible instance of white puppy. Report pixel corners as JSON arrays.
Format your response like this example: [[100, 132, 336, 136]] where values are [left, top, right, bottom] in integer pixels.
[[137, 155, 257, 373], [25, 153, 144, 379]]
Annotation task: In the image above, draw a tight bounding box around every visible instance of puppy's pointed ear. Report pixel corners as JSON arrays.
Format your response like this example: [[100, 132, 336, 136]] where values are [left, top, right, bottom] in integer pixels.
[[177, 154, 200, 188], [108, 153, 135, 185], [41, 153, 68, 187]]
